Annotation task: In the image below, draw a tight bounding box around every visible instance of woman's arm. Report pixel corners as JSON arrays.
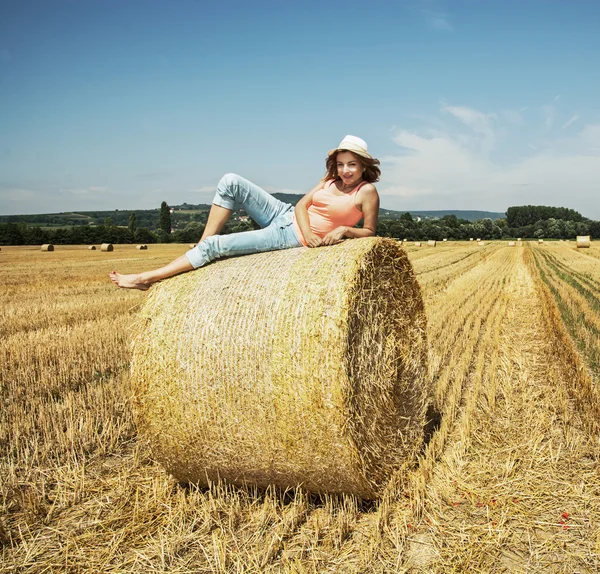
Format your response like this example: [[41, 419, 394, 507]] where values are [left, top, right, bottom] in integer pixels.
[[295, 181, 327, 247], [321, 185, 380, 245]]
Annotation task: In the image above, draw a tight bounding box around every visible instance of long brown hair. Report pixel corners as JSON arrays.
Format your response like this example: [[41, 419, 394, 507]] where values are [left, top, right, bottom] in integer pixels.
[[323, 150, 381, 183]]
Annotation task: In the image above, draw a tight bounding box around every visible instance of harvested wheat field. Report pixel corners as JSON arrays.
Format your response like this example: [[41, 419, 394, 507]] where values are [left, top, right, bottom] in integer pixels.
[[1, 241, 599, 573]]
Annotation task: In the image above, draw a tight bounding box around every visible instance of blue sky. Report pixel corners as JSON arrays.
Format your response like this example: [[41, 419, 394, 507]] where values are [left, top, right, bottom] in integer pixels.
[[1, 0, 599, 218]]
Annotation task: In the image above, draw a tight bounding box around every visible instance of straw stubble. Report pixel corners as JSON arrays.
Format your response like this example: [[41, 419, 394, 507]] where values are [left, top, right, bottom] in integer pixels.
[[131, 238, 428, 499]]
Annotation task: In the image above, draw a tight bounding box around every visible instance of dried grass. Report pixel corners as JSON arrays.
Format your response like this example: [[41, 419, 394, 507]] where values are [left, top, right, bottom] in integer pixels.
[[576, 235, 591, 248], [131, 238, 429, 499]]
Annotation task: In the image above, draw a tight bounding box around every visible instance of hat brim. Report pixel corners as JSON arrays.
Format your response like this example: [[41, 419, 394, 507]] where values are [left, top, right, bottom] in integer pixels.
[[328, 145, 372, 160]]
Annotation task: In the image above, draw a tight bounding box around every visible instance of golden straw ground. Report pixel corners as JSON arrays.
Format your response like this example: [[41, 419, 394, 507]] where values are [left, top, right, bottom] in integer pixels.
[[2, 241, 600, 572]]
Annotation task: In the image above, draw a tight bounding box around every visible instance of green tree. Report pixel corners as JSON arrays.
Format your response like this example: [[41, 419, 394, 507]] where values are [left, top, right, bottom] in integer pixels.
[[128, 213, 137, 234], [159, 201, 171, 234]]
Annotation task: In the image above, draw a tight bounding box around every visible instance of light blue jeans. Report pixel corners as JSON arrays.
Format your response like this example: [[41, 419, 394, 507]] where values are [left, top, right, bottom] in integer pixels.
[[185, 173, 303, 269]]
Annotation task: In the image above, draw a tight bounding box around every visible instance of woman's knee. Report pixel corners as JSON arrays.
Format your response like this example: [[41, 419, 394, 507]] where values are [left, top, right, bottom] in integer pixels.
[[218, 173, 242, 191]]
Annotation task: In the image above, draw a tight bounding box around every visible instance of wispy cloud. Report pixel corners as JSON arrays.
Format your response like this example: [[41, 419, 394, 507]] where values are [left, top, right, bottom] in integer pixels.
[[380, 101, 600, 218], [562, 114, 579, 129], [63, 186, 108, 196], [417, 0, 453, 31]]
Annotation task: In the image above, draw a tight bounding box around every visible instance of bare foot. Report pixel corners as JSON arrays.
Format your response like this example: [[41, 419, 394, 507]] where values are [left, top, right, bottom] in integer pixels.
[[110, 271, 151, 291]]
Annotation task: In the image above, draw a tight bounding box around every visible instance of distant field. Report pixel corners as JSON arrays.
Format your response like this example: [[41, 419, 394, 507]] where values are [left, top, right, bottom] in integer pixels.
[[1, 241, 599, 572]]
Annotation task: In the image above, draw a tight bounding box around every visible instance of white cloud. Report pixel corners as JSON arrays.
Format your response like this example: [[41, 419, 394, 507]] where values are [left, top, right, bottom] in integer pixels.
[[64, 186, 108, 196], [379, 102, 600, 218], [562, 114, 579, 129], [416, 0, 453, 31], [542, 104, 556, 129]]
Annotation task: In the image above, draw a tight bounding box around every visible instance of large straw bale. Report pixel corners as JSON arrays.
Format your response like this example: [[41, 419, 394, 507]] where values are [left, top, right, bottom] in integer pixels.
[[131, 237, 428, 499], [414, 242, 422, 247], [88, 245, 96, 250], [136, 244, 148, 250], [576, 235, 591, 248], [469, 238, 474, 241], [427, 240, 436, 247], [538, 239, 544, 244], [442, 238, 447, 242], [41, 244, 54, 251], [100, 243, 114, 252], [508, 241, 516, 247], [477, 241, 485, 246]]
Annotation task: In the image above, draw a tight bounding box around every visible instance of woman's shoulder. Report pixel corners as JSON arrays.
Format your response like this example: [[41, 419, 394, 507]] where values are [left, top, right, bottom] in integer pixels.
[[358, 181, 378, 195]]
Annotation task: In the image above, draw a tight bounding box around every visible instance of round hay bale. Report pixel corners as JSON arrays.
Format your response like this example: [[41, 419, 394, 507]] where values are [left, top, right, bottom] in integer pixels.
[[136, 244, 148, 250], [517, 238, 522, 241], [88, 245, 96, 250], [427, 240, 436, 247], [189, 243, 196, 249], [414, 242, 422, 247], [477, 241, 485, 246], [131, 238, 428, 499], [469, 238, 474, 241], [443, 238, 447, 242], [576, 235, 591, 248], [538, 239, 544, 244], [41, 244, 54, 252], [100, 243, 114, 252], [508, 241, 516, 247]]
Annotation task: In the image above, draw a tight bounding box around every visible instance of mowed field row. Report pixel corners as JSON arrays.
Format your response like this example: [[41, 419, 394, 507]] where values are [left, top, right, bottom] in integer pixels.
[[1, 241, 599, 573]]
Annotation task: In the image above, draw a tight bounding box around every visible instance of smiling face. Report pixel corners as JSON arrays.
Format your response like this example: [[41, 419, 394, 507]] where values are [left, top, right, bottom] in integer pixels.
[[336, 151, 364, 187]]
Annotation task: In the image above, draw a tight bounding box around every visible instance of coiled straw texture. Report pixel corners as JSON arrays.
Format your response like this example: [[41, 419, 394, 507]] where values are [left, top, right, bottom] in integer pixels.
[[131, 237, 428, 499]]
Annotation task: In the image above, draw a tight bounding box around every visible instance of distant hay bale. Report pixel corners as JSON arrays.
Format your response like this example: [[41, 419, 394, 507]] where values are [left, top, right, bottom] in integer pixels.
[[469, 238, 474, 241], [100, 243, 114, 252], [131, 238, 429, 499], [136, 244, 148, 250], [538, 239, 544, 244], [508, 241, 516, 247], [443, 238, 448, 242], [88, 245, 96, 250], [414, 242, 422, 247], [477, 241, 485, 246], [576, 235, 591, 248], [476, 238, 481, 242], [427, 240, 436, 247], [41, 244, 54, 252], [189, 244, 196, 249], [517, 238, 522, 241], [402, 238, 408, 243]]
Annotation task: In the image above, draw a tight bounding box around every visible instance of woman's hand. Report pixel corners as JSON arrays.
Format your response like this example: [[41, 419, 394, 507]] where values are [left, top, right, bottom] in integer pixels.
[[304, 231, 324, 248], [322, 226, 348, 246]]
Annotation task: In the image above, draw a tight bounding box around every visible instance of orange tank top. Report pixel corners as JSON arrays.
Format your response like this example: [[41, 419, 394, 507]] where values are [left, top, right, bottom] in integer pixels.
[[292, 180, 366, 247]]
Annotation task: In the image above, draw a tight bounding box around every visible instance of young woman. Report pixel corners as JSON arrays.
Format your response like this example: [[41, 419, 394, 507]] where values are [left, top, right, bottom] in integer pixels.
[[110, 135, 381, 290]]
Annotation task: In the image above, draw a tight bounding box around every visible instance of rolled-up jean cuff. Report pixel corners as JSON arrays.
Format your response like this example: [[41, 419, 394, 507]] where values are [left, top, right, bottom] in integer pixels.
[[185, 246, 206, 269], [212, 193, 236, 211]]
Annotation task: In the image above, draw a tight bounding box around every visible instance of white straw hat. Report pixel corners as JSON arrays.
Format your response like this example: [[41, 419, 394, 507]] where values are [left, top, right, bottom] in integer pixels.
[[328, 135, 372, 159]]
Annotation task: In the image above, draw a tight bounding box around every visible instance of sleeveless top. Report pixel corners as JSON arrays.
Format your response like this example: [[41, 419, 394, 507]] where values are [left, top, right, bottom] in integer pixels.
[[292, 179, 366, 247]]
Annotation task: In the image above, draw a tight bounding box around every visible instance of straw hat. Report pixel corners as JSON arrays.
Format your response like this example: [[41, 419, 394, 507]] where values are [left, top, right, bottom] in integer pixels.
[[328, 135, 373, 159]]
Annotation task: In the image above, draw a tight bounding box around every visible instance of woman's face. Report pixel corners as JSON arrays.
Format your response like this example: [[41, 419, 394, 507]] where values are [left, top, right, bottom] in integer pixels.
[[336, 151, 364, 186]]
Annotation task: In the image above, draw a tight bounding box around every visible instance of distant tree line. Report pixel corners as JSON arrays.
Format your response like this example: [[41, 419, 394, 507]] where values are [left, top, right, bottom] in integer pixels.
[[375, 207, 599, 241], [0, 204, 597, 246]]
